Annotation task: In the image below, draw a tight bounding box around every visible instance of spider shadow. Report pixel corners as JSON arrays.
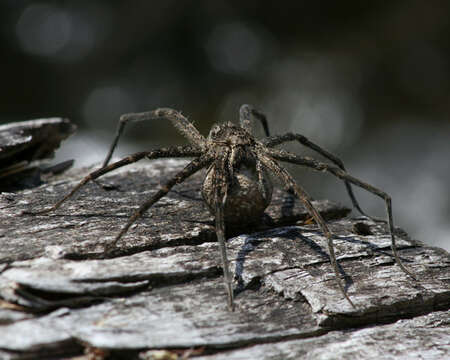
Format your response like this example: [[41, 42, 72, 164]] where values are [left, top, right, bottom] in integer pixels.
[[280, 190, 296, 218], [260, 190, 298, 229], [233, 227, 355, 298], [333, 231, 415, 264]]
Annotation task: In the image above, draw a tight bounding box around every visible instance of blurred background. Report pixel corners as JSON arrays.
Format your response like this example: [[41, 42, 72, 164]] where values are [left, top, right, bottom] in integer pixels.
[[0, 0, 449, 250]]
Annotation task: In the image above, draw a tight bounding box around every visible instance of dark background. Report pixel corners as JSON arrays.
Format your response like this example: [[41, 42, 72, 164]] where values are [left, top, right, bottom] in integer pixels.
[[1, 1, 449, 250]]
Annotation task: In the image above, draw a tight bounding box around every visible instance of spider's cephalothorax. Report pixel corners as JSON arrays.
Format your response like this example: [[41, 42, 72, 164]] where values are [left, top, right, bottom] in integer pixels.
[[28, 105, 416, 311], [202, 122, 273, 225]]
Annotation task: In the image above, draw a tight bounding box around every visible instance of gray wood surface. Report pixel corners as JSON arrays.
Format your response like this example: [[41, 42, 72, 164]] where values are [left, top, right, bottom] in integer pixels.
[[0, 118, 76, 192], [0, 159, 449, 359]]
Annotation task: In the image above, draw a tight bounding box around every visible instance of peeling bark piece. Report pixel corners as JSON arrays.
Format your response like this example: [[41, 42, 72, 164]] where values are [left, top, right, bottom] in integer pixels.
[[0, 278, 318, 352], [0, 118, 76, 168], [226, 222, 449, 325], [0, 118, 76, 191], [0, 307, 82, 356], [0, 308, 33, 325], [0, 259, 150, 311], [194, 310, 450, 360]]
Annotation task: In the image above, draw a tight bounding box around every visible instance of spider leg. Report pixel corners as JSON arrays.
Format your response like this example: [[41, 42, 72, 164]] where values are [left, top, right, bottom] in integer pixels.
[[258, 154, 355, 308], [265, 147, 416, 280], [215, 180, 234, 311], [256, 157, 270, 200], [25, 145, 201, 215], [102, 108, 206, 167], [262, 132, 378, 221], [239, 104, 270, 137], [106, 153, 212, 252], [210, 154, 235, 311]]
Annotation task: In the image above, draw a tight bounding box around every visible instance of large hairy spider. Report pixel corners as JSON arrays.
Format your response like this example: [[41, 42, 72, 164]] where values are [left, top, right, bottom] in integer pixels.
[[28, 105, 415, 310]]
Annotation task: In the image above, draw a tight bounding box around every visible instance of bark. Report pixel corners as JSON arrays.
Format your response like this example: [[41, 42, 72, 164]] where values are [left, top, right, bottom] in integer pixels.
[[0, 158, 448, 360], [0, 118, 76, 191]]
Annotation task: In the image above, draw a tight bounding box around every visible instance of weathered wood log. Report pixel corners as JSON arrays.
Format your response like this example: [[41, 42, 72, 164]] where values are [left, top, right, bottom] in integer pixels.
[[0, 159, 448, 359], [0, 118, 76, 191]]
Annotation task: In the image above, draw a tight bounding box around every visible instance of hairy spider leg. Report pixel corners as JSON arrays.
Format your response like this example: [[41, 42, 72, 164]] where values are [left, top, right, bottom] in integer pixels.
[[265, 147, 416, 280], [258, 155, 356, 308], [25, 146, 201, 215], [263, 132, 380, 221], [212, 159, 235, 311], [105, 154, 212, 252], [239, 105, 273, 206], [239, 104, 270, 137], [102, 108, 206, 167], [216, 192, 234, 311], [255, 158, 271, 201], [204, 145, 236, 310]]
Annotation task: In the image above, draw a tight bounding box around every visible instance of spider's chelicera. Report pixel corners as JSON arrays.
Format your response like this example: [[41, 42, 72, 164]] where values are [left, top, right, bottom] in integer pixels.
[[29, 105, 415, 310]]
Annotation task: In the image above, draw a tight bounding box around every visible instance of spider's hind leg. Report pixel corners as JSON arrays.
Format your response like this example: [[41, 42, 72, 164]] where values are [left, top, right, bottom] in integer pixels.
[[258, 154, 356, 308], [266, 148, 416, 280]]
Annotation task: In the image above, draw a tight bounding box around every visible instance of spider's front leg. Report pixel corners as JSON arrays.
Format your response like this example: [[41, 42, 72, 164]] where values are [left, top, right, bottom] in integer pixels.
[[202, 154, 236, 311], [105, 153, 212, 252], [215, 186, 235, 311], [102, 108, 206, 167], [23, 145, 202, 215]]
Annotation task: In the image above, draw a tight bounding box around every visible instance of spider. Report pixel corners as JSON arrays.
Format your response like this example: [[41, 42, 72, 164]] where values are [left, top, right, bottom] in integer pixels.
[[27, 105, 415, 310]]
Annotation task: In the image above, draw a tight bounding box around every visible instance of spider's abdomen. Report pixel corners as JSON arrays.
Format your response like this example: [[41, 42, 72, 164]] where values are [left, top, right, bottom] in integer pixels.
[[202, 164, 273, 225]]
